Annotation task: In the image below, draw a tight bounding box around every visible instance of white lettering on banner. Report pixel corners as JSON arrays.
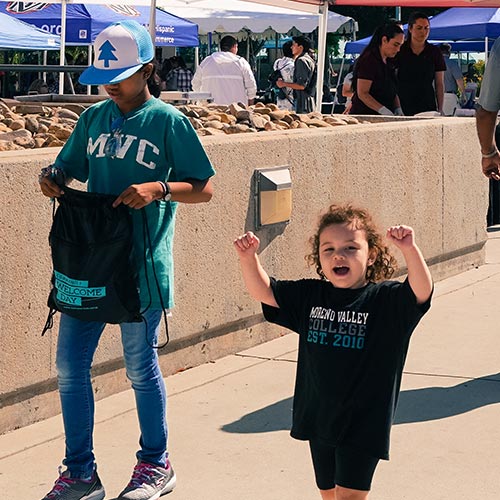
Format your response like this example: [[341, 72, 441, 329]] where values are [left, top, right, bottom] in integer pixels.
[[156, 36, 175, 44], [157, 25, 175, 34], [41, 24, 62, 35]]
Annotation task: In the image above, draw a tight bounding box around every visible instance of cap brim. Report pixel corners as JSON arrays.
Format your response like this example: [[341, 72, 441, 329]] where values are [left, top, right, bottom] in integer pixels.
[[79, 64, 142, 85]]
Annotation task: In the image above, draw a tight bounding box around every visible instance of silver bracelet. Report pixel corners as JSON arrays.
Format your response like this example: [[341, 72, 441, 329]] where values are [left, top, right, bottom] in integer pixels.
[[482, 148, 499, 159], [158, 181, 167, 199]]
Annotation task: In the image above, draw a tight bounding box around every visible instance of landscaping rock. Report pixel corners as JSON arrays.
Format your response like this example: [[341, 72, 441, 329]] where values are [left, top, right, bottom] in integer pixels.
[[0, 140, 23, 151], [24, 116, 39, 134], [0, 98, 370, 150], [55, 108, 80, 121], [10, 119, 26, 131], [0, 129, 32, 142]]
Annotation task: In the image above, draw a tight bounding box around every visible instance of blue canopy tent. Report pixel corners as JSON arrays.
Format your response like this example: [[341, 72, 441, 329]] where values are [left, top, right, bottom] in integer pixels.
[[345, 37, 495, 54], [345, 8, 500, 54], [429, 7, 500, 39], [0, 3, 199, 46], [0, 11, 60, 49]]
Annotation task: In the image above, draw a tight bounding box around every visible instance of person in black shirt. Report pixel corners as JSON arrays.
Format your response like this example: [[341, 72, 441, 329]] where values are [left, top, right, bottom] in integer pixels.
[[350, 22, 405, 116], [234, 204, 432, 500], [396, 12, 446, 116]]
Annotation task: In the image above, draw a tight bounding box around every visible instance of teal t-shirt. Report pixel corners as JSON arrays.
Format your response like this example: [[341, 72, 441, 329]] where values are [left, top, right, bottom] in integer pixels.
[[54, 97, 215, 310]]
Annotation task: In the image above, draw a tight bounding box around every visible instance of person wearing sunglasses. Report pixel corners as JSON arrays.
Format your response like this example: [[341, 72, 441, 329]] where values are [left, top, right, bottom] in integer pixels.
[[38, 20, 215, 500]]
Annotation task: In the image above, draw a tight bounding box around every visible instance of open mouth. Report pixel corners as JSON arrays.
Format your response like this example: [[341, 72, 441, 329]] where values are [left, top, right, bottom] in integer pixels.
[[333, 266, 349, 276]]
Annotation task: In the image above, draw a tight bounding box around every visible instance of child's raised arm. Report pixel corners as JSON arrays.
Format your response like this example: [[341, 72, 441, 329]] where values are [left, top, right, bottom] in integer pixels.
[[386, 225, 433, 304], [233, 231, 279, 308]]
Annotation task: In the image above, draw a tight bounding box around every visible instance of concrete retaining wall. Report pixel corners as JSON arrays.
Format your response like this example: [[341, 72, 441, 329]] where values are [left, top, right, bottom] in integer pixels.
[[0, 117, 487, 434]]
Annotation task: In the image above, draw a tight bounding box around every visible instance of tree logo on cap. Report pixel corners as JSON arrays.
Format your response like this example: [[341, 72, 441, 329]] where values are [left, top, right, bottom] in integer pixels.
[[98, 40, 118, 68]]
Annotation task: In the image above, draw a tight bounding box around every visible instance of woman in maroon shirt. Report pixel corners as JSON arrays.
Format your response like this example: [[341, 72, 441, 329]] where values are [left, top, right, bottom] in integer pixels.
[[350, 22, 404, 116]]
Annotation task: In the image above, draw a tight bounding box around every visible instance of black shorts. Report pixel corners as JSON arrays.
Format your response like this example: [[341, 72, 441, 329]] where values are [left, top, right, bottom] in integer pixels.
[[309, 440, 379, 491]]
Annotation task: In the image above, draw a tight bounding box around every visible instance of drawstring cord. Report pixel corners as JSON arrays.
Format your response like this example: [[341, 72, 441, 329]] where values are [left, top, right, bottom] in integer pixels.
[[41, 199, 59, 336], [41, 308, 57, 336], [140, 208, 170, 349]]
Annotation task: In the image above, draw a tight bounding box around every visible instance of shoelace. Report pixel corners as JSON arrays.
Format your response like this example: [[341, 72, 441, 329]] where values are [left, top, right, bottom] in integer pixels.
[[47, 470, 77, 498], [127, 463, 161, 488]]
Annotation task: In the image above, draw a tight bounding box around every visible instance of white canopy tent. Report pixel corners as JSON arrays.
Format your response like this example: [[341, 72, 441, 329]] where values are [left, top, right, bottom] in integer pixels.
[[129, 0, 354, 110], [150, 0, 352, 36]]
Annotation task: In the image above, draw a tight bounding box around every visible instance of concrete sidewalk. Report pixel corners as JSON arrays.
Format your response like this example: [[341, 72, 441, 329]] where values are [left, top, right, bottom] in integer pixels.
[[2, 234, 500, 500]]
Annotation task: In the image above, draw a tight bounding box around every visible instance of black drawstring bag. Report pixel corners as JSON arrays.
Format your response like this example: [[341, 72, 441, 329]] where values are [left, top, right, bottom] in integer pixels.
[[42, 186, 142, 334]]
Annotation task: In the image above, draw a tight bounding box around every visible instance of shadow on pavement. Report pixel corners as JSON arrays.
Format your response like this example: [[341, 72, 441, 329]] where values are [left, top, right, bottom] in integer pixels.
[[221, 373, 500, 433]]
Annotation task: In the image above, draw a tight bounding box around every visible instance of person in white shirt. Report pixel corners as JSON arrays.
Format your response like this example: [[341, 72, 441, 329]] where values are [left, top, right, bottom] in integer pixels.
[[273, 41, 295, 111], [192, 35, 257, 106]]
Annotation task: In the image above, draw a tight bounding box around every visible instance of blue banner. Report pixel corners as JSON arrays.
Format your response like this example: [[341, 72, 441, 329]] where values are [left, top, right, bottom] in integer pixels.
[[0, 2, 199, 46]]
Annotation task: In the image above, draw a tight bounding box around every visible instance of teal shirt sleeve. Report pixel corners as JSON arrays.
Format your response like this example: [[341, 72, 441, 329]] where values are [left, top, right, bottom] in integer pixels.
[[53, 108, 91, 183], [165, 109, 215, 182]]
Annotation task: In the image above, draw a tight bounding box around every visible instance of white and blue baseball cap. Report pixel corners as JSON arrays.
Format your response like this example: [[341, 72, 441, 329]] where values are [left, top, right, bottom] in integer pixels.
[[79, 20, 154, 85]]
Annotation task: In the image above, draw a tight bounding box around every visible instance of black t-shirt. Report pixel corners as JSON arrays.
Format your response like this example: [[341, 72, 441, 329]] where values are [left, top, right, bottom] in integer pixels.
[[262, 278, 431, 460], [396, 41, 446, 116], [350, 49, 398, 115]]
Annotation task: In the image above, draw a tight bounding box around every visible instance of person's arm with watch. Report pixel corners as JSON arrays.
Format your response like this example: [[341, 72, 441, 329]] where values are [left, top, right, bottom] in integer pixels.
[[112, 178, 213, 209], [159, 178, 213, 203]]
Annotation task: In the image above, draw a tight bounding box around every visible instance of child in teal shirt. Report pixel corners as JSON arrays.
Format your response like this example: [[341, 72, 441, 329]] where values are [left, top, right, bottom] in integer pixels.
[[39, 20, 215, 500]]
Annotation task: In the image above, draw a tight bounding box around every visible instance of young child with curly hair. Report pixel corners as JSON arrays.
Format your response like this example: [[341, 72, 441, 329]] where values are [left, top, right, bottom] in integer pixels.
[[233, 203, 433, 500]]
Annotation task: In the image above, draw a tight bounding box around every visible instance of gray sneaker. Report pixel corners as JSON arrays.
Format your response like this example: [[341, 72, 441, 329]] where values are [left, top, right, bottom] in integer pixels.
[[41, 467, 105, 500], [116, 460, 176, 500]]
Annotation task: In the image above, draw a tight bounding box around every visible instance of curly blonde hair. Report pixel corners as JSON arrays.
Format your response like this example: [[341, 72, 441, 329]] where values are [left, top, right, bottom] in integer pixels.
[[305, 203, 397, 282]]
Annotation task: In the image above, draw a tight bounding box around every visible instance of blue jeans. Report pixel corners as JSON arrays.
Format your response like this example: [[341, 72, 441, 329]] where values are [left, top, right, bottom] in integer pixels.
[[56, 310, 168, 478]]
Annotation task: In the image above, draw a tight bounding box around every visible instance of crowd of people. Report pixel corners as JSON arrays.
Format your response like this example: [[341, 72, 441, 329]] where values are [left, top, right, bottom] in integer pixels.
[[345, 11, 474, 118], [190, 34, 317, 114], [187, 11, 478, 119], [5, 11, 478, 119], [186, 12, 473, 118]]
